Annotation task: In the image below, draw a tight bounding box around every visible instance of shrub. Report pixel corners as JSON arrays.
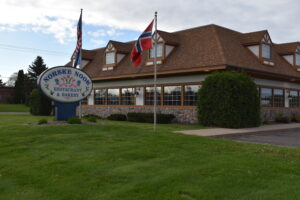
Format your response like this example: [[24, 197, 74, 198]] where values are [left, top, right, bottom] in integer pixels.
[[86, 116, 97, 122], [107, 114, 127, 121], [38, 118, 48, 125], [291, 113, 300, 122], [67, 116, 82, 124], [29, 89, 52, 116], [127, 112, 175, 124], [83, 114, 102, 119], [197, 71, 261, 128], [275, 113, 290, 123]]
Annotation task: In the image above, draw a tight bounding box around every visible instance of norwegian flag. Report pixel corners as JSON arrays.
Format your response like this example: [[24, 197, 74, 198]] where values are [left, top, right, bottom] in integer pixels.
[[131, 20, 153, 67], [72, 11, 82, 68]]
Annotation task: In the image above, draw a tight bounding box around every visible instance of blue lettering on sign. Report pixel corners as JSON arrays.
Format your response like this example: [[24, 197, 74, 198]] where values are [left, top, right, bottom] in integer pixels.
[[43, 68, 72, 83], [74, 71, 90, 86]]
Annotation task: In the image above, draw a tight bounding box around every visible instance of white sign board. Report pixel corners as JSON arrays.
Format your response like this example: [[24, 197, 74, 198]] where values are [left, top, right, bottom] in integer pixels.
[[38, 66, 93, 103]]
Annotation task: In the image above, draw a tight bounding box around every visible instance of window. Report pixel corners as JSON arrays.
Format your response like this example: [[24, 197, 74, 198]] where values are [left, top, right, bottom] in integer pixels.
[[261, 88, 272, 107], [273, 89, 284, 107], [121, 88, 135, 105], [81, 97, 88, 105], [289, 90, 299, 107], [145, 87, 161, 105], [184, 85, 200, 106], [262, 44, 271, 59], [164, 86, 181, 106], [106, 52, 115, 65], [150, 43, 163, 58], [107, 89, 119, 105], [95, 89, 106, 105], [296, 53, 300, 66]]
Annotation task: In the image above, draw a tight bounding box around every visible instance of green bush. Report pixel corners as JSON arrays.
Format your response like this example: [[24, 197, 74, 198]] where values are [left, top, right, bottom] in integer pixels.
[[29, 89, 52, 116], [275, 113, 290, 123], [86, 116, 97, 122], [107, 114, 127, 121], [38, 118, 48, 125], [197, 71, 261, 128], [67, 116, 82, 124], [127, 112, 175, 124], [83, 114, 102, 119], [291, 113, 300, 122]]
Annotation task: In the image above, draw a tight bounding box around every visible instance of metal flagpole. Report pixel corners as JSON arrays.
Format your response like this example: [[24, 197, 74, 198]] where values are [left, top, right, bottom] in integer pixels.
[[79, 8, 83, 119], [153, 11, 157, 132]]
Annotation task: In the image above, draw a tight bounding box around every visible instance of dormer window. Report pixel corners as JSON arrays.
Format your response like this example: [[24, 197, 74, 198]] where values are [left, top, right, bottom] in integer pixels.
[[105, 52, 115, 65], [262, 43, 271, 59], [296, 53, 300, 66], [149, 43, 163, 58]]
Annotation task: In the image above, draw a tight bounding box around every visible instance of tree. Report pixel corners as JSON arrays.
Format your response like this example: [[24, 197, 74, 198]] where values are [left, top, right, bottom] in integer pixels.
[[28, 56, 47, 84], [6, 72, 18, 86], [13, 70, 26, 104], [197, 71, 260, 128], [29, 89, 52, 116], [0, 77, 5, 87]]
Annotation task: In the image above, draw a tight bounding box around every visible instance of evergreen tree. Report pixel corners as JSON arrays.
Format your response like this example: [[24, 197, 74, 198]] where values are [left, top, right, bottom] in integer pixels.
[[0, 79, 5, 87], [27, 56, 48, 85], [13, 70, 26, 104]]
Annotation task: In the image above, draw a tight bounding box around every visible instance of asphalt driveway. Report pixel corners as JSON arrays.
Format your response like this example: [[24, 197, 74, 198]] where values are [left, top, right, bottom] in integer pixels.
[[215, 128, 300, 148]]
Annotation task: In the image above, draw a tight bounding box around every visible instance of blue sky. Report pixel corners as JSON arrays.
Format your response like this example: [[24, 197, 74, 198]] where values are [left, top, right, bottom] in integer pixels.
[[0, 0, 300, 83]]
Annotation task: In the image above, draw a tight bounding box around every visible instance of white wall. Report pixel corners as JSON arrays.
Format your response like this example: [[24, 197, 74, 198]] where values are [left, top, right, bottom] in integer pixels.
[[135, 87, 144, 105], [283, 55, 293, 65], [247, 45, 259, 57], [254, 78, 300, 90], [87, 90, 94, 105]]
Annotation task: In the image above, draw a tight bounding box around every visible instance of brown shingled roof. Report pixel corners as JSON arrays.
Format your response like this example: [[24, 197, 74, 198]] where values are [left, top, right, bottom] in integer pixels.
[[240, 30, 267, 45], [78, 24, 300, 81], [156, 30, 179, 45], [109, 40, 134, 53], [274, 42, 299, 55]]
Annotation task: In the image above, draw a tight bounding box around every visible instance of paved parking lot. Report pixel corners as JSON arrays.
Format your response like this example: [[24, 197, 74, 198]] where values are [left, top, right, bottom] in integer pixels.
[[215, 128, 300, 148]]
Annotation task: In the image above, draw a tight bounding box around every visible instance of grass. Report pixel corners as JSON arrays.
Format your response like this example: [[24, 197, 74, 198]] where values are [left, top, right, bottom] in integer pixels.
[[1, 114, 300, 199], [0, 104, 29, 112]]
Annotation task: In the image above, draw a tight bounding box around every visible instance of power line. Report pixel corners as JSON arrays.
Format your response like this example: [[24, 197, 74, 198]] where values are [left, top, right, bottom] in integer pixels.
[[0, 43, 71, 57]]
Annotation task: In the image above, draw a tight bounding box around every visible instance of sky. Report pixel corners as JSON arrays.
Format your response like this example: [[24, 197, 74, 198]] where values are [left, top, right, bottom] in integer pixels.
[[0, 0, 299, 83]]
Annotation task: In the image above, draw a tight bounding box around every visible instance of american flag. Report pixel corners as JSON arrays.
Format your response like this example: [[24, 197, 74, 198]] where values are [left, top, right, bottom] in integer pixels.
[[72, 11, 82, 68], [130, 20, 153, 67]]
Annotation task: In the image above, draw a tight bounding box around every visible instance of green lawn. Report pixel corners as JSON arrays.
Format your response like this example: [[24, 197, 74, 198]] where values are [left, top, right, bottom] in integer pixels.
[[0, 104, 29, 112], [1, 114, 300, 200]]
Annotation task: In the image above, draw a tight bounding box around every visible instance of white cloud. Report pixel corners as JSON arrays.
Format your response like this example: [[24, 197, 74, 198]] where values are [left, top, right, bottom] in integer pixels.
[[90, 38, 105, 46], [88, 28, 123, 38], [0, 0, 299, 43]]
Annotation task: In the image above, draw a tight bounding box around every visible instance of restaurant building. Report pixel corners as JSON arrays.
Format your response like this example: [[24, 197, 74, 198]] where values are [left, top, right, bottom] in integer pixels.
[[67, 24, 300, 123]]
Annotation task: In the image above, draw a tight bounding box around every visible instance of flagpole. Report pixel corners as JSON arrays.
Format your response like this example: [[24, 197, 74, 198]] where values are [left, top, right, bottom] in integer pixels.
[[153, 11, 157, 132], [79, 8, 83, 119]]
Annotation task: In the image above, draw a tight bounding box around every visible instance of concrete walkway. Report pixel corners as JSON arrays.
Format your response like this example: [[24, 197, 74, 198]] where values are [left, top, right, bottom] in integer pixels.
[[176, 123, 300, 137]]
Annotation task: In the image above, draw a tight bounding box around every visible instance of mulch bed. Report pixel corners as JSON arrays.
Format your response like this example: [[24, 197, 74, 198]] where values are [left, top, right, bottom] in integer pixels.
[[28, 121, 105, 126]]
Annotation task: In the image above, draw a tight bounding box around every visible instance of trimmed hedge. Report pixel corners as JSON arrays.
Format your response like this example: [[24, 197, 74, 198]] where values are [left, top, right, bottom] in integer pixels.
[[275, 113, 290, 123], [67, 116, 82, 124], [107, 114, 127, 121], [127, 112, 175, 124], [29, 89, 52, 116], [197, 71, 261, 128]]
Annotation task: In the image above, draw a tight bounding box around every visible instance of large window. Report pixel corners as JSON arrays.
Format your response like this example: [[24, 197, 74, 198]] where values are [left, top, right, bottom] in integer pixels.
[[164, 86, 181, 106], [184, 85, 199, 106], [289, 90, 299, 107], [296, 53, 300, 66], [107, 89, 119, 105], [150, 43, 163, 58], [94, 89, 106, 105], [262, 44, 271, 59], [145, 87, 161, 105], [81, 97, 88, 105], [261, 88, 272, 107], [273, 89, 284, 107], [121, 88, 135, 105], [106, 52, 115, 65]]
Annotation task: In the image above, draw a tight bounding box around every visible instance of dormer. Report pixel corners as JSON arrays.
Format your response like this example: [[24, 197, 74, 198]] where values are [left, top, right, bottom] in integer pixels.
[[147, 30, 178, 66], [103, 41, 131, 71], [275, 42, 300, 71], [242, 30, 274, 66]]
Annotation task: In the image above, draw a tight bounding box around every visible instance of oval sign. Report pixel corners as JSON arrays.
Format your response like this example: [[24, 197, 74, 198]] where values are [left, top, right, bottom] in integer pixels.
[[38, 66, 93, 103]]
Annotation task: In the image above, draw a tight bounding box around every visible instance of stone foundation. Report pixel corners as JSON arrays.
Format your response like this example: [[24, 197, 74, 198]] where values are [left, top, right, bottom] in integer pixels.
[[80, 106, 198, 124], [79, 106, 300, 124], [261, 108, 300, 122]]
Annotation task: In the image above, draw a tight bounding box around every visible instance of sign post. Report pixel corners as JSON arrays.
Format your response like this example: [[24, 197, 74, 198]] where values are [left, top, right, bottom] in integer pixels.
[[38, 66, 93, 120]]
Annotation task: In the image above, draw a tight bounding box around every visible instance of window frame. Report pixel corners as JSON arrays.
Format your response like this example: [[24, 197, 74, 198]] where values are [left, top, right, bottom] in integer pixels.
[[261, 43, 272, 60]]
